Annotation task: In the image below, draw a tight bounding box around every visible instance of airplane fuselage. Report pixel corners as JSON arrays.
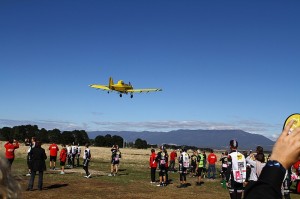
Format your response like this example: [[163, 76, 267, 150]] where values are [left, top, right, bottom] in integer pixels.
[[110, 80, 133, 93]]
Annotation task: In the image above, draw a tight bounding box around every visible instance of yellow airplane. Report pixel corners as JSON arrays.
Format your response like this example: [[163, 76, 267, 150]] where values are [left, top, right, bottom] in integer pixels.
[[89, 77, 162, 98]]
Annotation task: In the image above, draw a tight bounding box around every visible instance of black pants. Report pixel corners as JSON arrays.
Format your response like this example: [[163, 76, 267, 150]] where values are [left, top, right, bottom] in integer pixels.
[[28, 171, 43, 190], [180, 173, 187, 181], [83, 159, 90, 176], [151, 167, 156, 182], [228, 180, 243, 199]]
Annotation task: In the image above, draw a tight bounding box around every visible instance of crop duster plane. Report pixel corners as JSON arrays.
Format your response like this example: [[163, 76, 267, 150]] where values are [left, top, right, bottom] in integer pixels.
[[89, 77, 162, 98]]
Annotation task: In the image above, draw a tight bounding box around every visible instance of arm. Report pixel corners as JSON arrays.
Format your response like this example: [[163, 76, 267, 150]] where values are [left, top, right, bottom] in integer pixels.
[[246, 155, 256, 167], [245, 119, 300, 198]]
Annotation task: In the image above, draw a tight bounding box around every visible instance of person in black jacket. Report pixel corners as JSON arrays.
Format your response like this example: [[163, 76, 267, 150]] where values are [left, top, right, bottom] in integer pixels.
[[26, 141, 47, 191], [244, 119, 300, 199]]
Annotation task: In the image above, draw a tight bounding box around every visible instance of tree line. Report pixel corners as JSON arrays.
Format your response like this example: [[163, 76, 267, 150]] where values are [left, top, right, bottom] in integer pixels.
[[0, 125, 149, 149], [0, 125, 89, 145]]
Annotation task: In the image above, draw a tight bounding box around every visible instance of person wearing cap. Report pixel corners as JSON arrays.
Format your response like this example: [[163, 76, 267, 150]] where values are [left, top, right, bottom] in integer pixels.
[[225, 140, 246, 199], [155, 146, 168, 187]]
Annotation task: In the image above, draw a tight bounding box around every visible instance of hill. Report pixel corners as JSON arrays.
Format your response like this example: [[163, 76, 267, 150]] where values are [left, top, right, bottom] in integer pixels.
[[88, 129, 274, 151]]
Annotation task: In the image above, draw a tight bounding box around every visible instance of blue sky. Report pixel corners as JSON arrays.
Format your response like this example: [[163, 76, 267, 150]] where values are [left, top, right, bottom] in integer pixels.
[[1, 0, 299, 140]]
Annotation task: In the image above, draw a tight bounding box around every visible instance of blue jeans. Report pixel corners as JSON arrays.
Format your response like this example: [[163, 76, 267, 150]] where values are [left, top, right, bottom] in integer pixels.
[[207, 164, 216, 179], [28, 171, 44, 190]]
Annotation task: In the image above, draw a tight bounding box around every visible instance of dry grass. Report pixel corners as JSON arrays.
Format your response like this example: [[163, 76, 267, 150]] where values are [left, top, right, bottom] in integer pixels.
[[1, 141, 300, 199]]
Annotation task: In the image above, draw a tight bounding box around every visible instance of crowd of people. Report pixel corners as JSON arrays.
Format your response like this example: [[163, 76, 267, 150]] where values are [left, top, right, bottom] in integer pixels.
[[1, 119, 300, 198]]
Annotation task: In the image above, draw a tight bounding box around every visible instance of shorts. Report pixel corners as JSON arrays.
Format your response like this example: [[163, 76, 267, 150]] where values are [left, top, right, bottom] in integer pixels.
[[112, 160, 119, 165], [159, 166, 167, 176], [50, 156, 57, 162], [197, 167, 203, 176], [60, 161, 66, 166]]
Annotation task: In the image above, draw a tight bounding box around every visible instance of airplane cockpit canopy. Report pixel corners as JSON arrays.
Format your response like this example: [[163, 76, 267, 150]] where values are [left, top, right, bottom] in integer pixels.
[[118, 80, 124, 85]]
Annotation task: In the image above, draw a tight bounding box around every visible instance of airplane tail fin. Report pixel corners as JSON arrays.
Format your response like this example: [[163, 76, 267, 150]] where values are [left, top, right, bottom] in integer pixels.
[[109, 77, 114, 89]]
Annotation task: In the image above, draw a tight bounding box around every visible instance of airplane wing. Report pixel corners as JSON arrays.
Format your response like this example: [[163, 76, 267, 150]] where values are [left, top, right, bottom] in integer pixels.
[[89, 84, 111, 91], [127, 88, 162, 93]]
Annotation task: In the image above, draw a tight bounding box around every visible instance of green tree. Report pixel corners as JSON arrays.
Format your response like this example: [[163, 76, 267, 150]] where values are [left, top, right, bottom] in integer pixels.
[[134, 138, 148, 149], [37, 128, 49, 143], [48, 128, 61, 143], [94, 135, 105, 146]]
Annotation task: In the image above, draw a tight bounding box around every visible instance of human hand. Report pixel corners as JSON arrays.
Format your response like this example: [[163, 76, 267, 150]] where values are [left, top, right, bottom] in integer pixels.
[[270, 120, 300, 169]]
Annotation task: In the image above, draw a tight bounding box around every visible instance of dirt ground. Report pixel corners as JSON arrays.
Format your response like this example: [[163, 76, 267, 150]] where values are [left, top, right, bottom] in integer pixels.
[[1, 142, 300, 199]]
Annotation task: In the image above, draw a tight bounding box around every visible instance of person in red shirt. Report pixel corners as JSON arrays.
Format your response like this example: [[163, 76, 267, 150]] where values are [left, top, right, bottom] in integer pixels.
[[149, 149, 157, 183], [49, 142, 59, 170], [207, 149, 217, 179], [4, 139, 19, 170], [59, 144, 67, 174], [169, 149, 177, 172]]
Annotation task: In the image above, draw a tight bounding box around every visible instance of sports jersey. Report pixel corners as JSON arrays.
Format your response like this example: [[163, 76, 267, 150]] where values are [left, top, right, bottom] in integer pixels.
[[170, 151, 177, 161], [77, 146, 81, 155], [149, 152, 157, 168], [191, 154, 197, 166], [83, 148, 91, 160], [208, 153, 217, 164], [49, 143, 59, 157], [227, 150, 246, 183], [156, 151, 168, 169], [220, 156, 228, 168], [180, 152, 190, 168], [4, 142, 19, 159], [197, 154, 204, 168], [60, 148, 67, 162], [71, 145, 77, 155]]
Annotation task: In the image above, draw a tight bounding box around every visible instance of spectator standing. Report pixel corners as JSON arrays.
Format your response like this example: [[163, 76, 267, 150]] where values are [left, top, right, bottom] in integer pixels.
[[26, 137, 36, 176], [169, 149, 177, 172], [4, 139, 19, 171], [76, 144, 81, 167], [177, 148, 190, 188], [196, 150, 205, 186], [109, 145, 122, 176], [156, 146, 168, 187], [83, 143, 91, 178], [27, 141, 47, 191], [60, 144, 67, 174], [225, 140, 246, 199], [71, 143, 78, 168], [149, 149, 157, 183], [49, 142, 59, 170], [207, 149, 217, 180]]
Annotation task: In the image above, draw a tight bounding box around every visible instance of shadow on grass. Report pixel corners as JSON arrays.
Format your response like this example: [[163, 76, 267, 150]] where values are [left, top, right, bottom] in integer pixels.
[[44, 183, 69, 190]]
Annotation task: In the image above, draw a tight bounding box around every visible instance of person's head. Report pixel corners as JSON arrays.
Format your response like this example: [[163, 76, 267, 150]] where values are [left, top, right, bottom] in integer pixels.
[[197, 149, 201, 154], [182, 147, 187, 153], [225, 151, 228, 155], [8, 139, 13, 144], [151, 149, 155, 153], [256, 146, 264, 154], [31, 137, 36, 143], [160, 145, 164, 151], [62, 144, 66, 148], [210, 149, 214, 153], [85, 143, 89, 148], [255, 153, 265, 163], [35, 141, 41, 148], [0, 157, 22, 198], [230, 139, 238, 150]]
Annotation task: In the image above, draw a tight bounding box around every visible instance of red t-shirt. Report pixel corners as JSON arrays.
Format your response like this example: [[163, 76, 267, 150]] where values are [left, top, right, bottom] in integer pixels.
[[60, 148, 67, 162], [4, 142, 19, 159], [170, 151, 177, 161], [49, 143, 59, 157], [149, 152, 157, 168], [207, 153, 217, 164]]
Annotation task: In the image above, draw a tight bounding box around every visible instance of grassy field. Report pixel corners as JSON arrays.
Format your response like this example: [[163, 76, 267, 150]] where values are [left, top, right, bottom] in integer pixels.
[[2, 142, 300, 199]]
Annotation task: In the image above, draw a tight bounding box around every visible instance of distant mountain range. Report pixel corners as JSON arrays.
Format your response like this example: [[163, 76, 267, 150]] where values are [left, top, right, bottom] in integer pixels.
[[88, 129, 274, 151]]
